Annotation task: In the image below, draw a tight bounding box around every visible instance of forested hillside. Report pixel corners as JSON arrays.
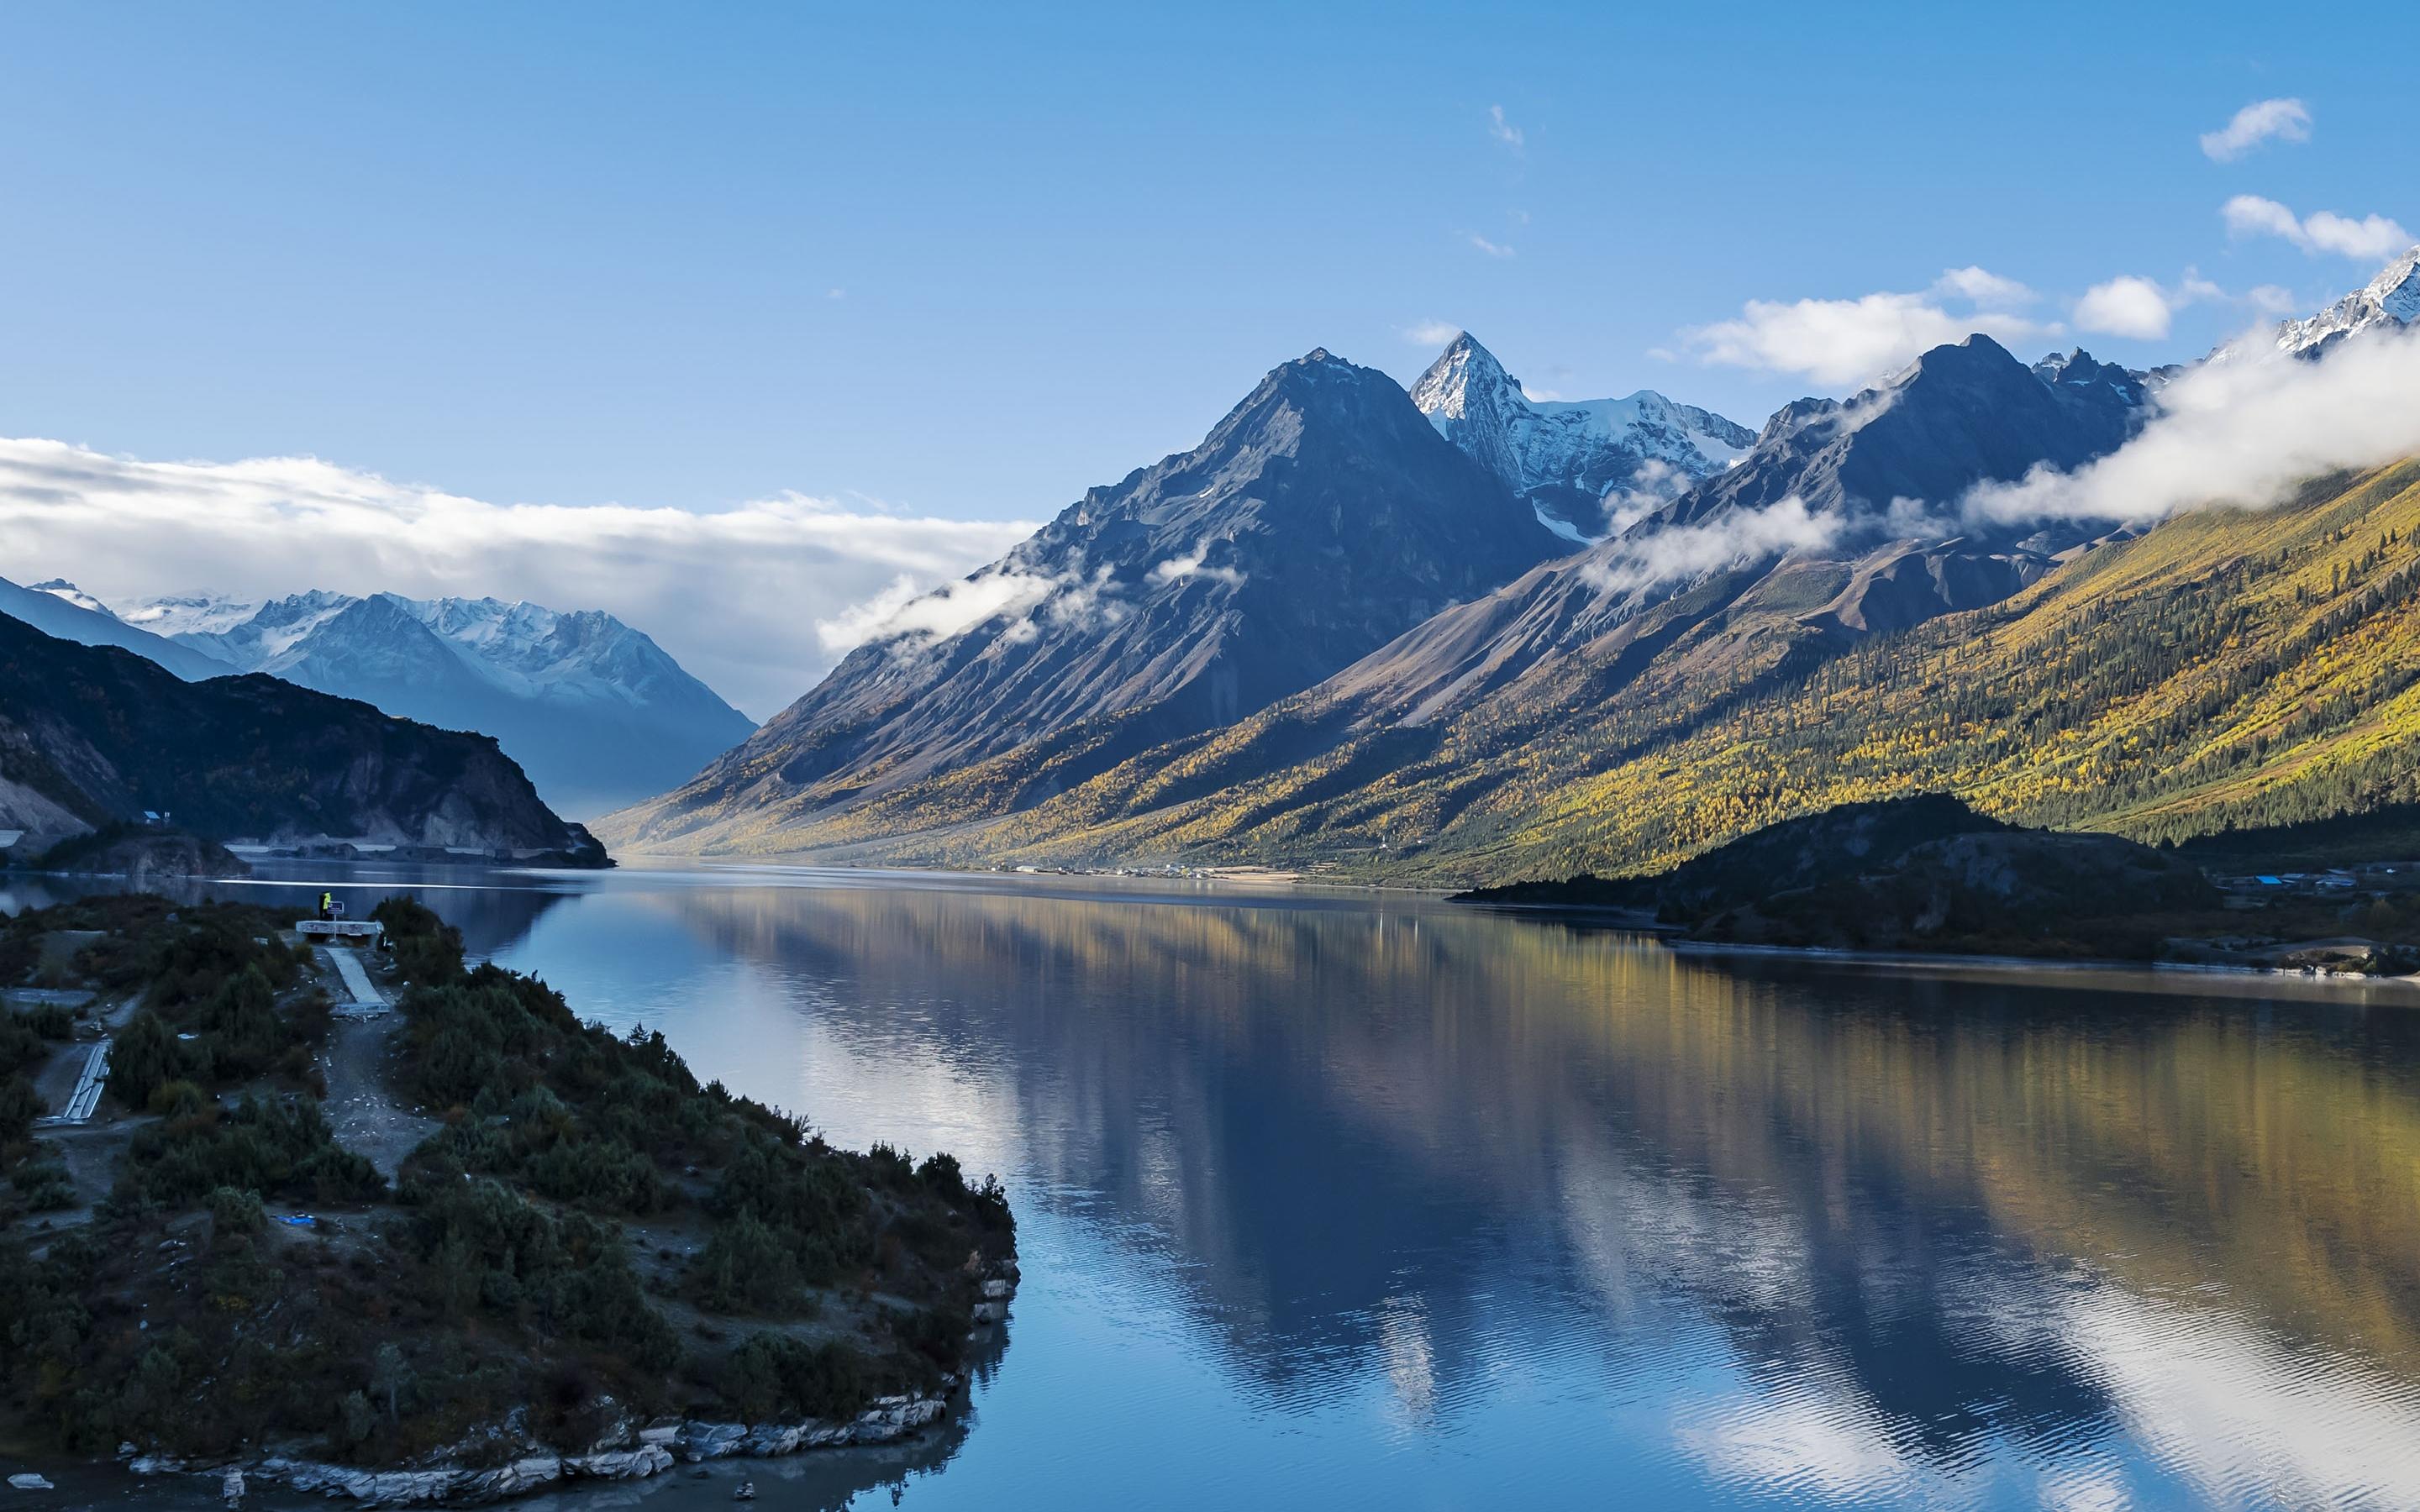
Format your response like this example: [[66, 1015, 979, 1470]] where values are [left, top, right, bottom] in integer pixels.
[[739, 456, 2420, 883]]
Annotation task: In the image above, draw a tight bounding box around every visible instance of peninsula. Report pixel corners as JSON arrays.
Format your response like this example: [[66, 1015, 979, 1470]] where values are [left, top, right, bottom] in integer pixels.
[[0, 892, 1015, 1503]]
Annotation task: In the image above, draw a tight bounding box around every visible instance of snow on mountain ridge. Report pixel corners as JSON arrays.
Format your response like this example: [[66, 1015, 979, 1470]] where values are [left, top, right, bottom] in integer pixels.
[[118, 592, 262, 638], [2269, 244, 2420, 358], [160, 591, 355, 669], [121, 589, 719, 715], [382, 594, 701, 709], [28, 580, 117, 619], [1411, 333, 1754, 543]]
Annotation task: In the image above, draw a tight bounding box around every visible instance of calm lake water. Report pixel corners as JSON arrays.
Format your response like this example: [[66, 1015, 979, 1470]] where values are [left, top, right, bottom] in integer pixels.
[[12, 859, 2420, 1509]]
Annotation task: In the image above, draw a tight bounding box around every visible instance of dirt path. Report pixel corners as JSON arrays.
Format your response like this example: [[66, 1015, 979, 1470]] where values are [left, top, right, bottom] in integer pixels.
[[305, 948, 438, 1179], [321, 1016, 438, 1178]]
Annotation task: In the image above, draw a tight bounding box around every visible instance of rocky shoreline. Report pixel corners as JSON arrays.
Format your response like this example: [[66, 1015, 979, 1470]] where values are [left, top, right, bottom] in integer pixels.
[[122, 1273, 1016, 1508]]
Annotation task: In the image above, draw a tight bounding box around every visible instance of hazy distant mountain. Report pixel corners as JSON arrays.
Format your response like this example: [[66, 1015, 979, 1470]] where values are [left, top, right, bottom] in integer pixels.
[[0, 609, 601, 862], [603, 347, 1568, 853], [120, 591, 754, 818], [1410, 333, 1752, 542], [0, 575, 233, 683]]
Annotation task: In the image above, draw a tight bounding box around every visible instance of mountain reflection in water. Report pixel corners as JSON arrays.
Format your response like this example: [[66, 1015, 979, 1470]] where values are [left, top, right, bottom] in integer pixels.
[[21, 863, 2420, 1509]]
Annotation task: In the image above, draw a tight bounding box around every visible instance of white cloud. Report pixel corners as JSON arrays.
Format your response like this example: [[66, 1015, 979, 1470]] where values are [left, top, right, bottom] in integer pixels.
[[2075, 276, 2182, 340], [2199, 97, 2312, 161], [2247, 284, 2301, 316], [1468, 234, 1517, 260], [1584, 496, 1845, 596], [1681, 267, 2058, 387], [2074, 271, 2232, 341], [0, 436, 1033, 720], [2223, 195, 2413, 261], [1145, 543, 1246, 587], [2299, 212, 2413, 261], [819, 558, 1130, 656], [811, 569, 1058, 653], [1486, 104, 1523, 150], [1933, 266, 2038, 305], [1038, 561, 1128, 630], [1404, 319, 1464, 347], [1603, 458, 1689, 533], [1965, 320, 2420, 528], [2222, 193, 2303, 243]]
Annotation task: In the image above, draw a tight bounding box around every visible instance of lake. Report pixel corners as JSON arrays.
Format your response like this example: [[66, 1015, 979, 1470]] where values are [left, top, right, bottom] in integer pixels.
[[11, 860, 2420, 1509]]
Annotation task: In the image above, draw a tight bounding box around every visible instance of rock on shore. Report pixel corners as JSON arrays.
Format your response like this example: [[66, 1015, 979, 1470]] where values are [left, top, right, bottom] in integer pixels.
[[174, 1390, 960, 1508]]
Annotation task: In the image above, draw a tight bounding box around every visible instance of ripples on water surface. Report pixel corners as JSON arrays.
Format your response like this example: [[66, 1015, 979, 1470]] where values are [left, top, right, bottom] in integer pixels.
[[13, 860, 2420, 1510]]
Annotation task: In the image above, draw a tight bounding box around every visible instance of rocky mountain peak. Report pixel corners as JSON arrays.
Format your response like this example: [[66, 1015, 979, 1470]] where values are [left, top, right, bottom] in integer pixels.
[[1408, 333, 1518, 422], [2031, 347, 2145, 407], [1657, 333, 2149, 539], [1409, 333, 1752, 542], [2270, 244, 2420, 358], [1886, 333, 2019, 391], [602, 341, 1568, 850]]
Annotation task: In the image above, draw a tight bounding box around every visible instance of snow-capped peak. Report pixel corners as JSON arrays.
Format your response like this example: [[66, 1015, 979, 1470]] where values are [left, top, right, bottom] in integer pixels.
[[119, 591, 263, 638], [381, 594, 676, 704], [1407, 332, 1509, 421], [28, 579, 117, 619], [1410, 333, 1754, 542], [2270, 244, 2420, 359]]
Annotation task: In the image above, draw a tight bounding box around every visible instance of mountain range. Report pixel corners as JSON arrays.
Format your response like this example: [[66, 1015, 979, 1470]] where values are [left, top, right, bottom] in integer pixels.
[[0, 611, 601, 864], [0, 575, 231, 682], [25, 586, 755, 818], [612, 349, 1570, 853], [595, 245, 2420, 884]]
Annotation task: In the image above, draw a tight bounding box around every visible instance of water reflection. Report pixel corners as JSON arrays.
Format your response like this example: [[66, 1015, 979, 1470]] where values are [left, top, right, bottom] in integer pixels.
[[23, 864, 2420, 1507], [543, 876, 2420, 1508]]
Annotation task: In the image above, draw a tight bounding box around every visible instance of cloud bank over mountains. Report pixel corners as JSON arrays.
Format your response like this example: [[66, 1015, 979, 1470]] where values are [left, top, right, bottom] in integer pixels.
[[0, 438, 1033, 719], [1966, 320, 2420, 529], [1605, 288, 2420, 598]]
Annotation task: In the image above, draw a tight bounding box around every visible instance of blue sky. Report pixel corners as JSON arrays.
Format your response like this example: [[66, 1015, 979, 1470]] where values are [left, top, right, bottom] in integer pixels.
[[2, 3, 2414, 716], [3, 1, 2411, 522]]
